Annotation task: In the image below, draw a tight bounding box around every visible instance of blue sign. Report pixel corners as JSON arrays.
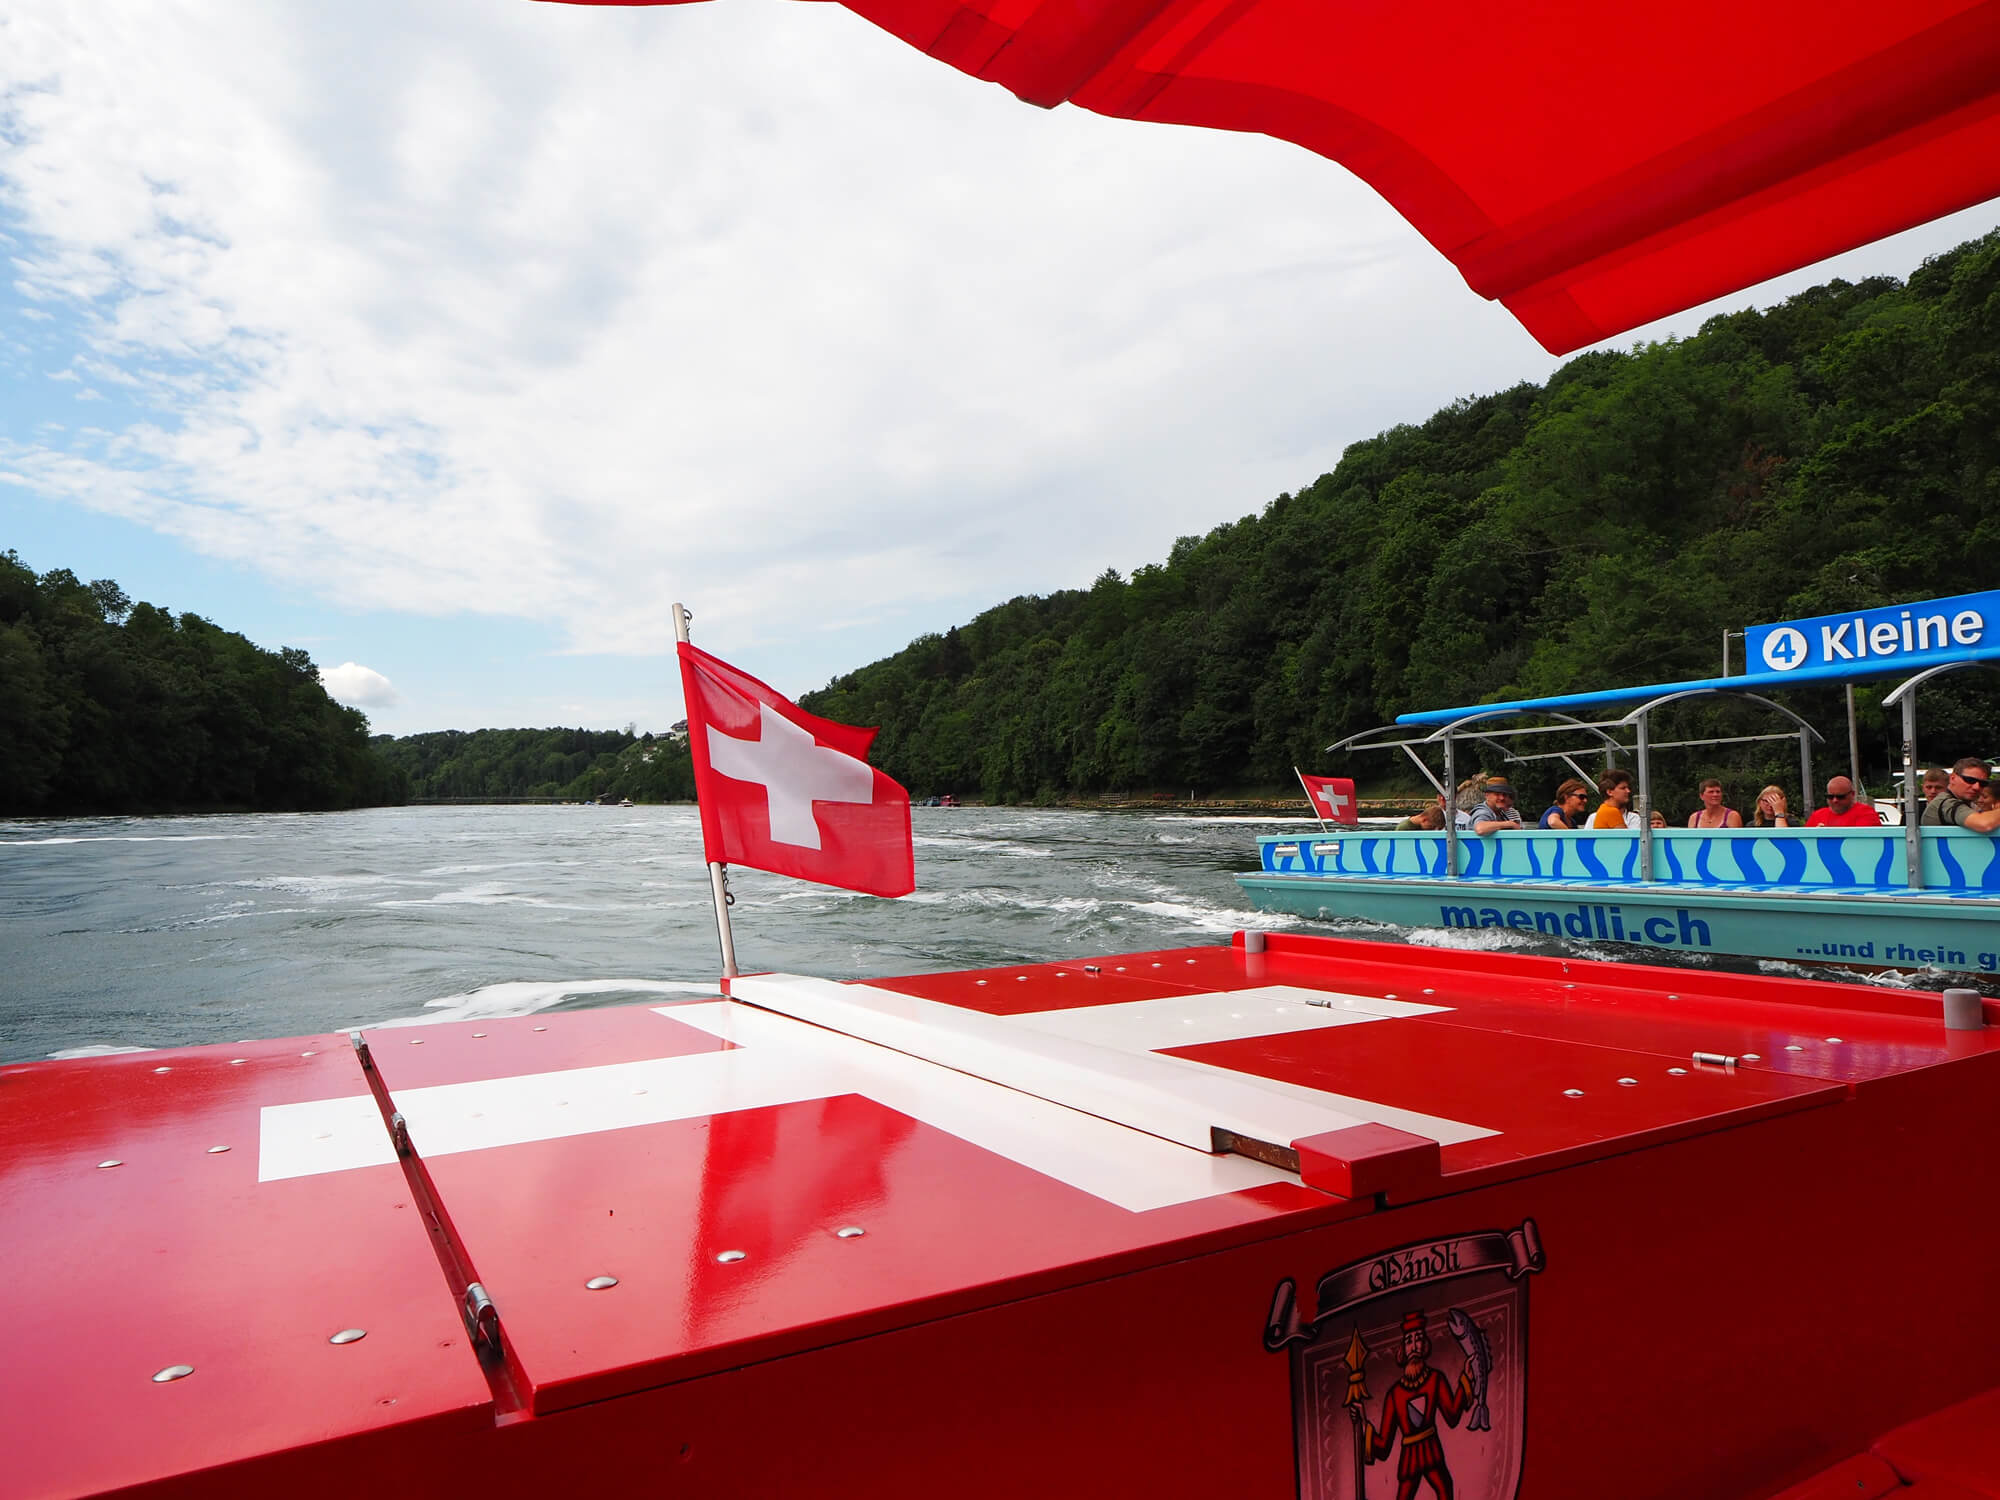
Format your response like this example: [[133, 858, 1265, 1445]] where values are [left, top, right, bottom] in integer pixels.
[[1746, 591, 1999, 676]]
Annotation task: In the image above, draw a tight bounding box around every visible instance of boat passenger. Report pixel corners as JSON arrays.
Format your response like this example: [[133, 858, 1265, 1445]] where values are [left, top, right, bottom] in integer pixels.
[[1805, 775, 1883, 827], [1750, 785, 1792, 826], [1920, 758, 2000, 833], [1978, 781, 2000, 815], [1687, 778, 1743, 828], [1923, 768, 1949, 803], [1453, 774, 1487, 817], [1397, 795, 1446, 831], [1539, 778, 1590, 829], [1650, 809, 1668, 828], [1457, 776, 1524, 835], [1588, 769, 1639, 829]]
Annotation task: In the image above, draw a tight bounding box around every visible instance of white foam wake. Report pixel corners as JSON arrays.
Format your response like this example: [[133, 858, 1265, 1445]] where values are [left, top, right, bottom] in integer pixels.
[[374, 977, 722, 1028], [45, 1042, 157, 1059]]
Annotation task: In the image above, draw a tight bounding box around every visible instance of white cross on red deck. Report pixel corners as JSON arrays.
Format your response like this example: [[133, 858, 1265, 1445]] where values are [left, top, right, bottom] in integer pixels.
[[258, 979, 1490, 1211]]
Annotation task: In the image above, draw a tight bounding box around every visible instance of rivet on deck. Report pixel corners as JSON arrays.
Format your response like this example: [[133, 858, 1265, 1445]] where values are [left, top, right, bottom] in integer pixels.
[[835, 1226, 866, 1239], [585, 1276, 619, 1290], [716, 1250, 746, 1264], [329, 1329, 367, 1345], [1563, 1089, 1584, 1098], [97, 1159, 122, 1169], [152, 1365, 195, 1383], [206, 1145, 230, 1154]]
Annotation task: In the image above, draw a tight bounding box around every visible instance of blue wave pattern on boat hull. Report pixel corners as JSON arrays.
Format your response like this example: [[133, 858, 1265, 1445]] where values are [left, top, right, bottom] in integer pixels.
[[1259, 827, 2000, 892]]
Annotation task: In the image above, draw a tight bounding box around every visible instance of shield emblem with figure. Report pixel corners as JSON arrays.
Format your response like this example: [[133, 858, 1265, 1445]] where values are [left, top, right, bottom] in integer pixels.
[[1264, 1219, 1545, 1500]]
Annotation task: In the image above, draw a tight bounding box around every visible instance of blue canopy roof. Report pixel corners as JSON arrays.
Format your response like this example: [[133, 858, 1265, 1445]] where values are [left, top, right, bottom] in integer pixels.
[[1393, 645, 2000, 728]]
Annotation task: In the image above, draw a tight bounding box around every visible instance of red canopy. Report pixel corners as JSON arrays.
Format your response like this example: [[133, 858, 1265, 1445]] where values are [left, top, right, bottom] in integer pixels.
[[562, 0, 2000, 352]]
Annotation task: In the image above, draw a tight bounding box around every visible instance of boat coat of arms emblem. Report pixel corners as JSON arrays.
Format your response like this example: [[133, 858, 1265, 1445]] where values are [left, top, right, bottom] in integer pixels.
[[1264, 1219, 1545, 1500]]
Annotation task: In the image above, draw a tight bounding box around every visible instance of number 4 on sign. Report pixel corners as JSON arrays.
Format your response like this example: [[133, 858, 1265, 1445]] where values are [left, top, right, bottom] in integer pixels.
[[1296, 770, 1359, 828]]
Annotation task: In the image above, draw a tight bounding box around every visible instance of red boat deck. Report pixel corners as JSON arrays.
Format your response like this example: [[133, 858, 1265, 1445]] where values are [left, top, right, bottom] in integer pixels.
[[5, 932, 1998, 1500]]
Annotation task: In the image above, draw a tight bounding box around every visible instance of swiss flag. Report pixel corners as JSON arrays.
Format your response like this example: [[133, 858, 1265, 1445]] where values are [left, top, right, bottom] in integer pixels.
[[1299, 772, 1359, 826], [677, 641, 915, 897]]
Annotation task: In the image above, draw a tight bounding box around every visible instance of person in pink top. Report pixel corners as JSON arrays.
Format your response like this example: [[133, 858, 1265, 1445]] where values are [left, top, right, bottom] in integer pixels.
[[1805, 775, 1882, 827], [1686, 778, 1742, 828]]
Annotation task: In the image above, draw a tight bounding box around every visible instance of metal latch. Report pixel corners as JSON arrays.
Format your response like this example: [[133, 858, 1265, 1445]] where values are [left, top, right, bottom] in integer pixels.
[[462, 1282, 501, 1354], [348, 1029, 374, 1071], [390, 1111, 412, 1156]]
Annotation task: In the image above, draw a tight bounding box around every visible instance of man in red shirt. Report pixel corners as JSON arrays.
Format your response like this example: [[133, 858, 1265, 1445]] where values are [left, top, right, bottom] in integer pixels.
[[1352, 1311, 1473, 1499], [1805, 776, 1882, 827]]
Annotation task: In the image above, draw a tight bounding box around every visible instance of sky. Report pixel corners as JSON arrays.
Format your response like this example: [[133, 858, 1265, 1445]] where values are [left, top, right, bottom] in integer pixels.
[[5, 2, 1997, 737]]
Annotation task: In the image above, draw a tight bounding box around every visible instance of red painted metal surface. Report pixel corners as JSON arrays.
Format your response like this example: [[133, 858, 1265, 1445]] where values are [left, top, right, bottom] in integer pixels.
[[0, 1038, 491, 1500], [414, 1064, 1341, 1414], [365, 1003, 731, 1091], [10, 933, 2000, 1499]]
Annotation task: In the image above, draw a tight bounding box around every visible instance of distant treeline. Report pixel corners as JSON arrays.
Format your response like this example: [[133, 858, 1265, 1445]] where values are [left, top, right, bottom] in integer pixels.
[[803, 230, 2000, 806], [371, 727, 695, 803], [0, 552, 406, 816]]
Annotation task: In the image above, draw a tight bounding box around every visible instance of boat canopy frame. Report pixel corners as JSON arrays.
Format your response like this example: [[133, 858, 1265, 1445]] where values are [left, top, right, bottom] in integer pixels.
[[1880, 661, 2000, 890], [1324, 687, 1835, 880]]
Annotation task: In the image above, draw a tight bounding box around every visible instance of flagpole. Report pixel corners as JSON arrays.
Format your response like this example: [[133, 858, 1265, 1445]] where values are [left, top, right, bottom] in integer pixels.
[[675, 603, 740, 979], [1294, 767, 1330, 832]]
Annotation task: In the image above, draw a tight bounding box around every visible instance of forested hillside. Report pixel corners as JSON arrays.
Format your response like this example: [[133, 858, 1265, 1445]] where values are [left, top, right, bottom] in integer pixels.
[[0, 553, 406, 815], [802, 230, 2000, 803], [373, 727, 695, 802]]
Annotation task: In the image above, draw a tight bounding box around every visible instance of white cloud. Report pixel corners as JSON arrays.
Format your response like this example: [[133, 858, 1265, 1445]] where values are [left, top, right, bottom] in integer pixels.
[[320, 661, 400, 707], [0, 0, 1993, 695]]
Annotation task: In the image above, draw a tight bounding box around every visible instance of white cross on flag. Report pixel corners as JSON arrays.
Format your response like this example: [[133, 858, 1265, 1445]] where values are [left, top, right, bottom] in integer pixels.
[[1297, 770, 1359, 826], [678, 641, 915, 897]]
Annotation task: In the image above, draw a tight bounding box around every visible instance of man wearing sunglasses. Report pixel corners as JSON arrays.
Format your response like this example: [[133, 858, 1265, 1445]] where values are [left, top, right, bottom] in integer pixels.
[[1920, 758, 2000, 833], [1804, 776, 1882, 827]]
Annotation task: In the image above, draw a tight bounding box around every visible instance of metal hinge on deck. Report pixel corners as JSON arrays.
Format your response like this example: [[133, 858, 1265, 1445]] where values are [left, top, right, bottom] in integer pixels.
[[462, 1282, 501, 1355]]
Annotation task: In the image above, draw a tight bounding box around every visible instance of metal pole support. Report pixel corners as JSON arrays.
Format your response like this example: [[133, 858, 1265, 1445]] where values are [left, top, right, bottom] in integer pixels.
[[676, 601, 742, 978], [1636, 712, 1653, 880], [1903, 690, 1924, 890], [1442, 735, 1459, 878]]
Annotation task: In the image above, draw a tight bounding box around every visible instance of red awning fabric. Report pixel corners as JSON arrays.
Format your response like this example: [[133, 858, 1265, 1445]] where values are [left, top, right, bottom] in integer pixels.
[[557, 0, 2000, 352]]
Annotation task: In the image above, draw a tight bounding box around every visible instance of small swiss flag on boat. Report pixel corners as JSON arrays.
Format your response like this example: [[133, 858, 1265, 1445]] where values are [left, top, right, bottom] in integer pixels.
[[678, 641, 915, 897], [1297, 771, 1359, 826]]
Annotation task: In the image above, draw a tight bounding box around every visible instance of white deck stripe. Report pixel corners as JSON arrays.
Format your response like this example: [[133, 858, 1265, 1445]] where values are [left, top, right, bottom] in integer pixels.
[[725, 975, 1491, 1152], [1003, 984, 1444, 1052]]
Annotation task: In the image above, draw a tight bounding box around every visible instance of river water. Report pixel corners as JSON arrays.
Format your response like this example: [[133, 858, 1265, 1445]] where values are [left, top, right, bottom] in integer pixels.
[[1, 804, 1942, 1063], [0, 805, 1321, 1062]]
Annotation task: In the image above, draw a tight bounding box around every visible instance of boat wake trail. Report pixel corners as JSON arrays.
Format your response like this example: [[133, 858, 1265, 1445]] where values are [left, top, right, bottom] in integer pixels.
[[375, 978, 724, 1028]]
